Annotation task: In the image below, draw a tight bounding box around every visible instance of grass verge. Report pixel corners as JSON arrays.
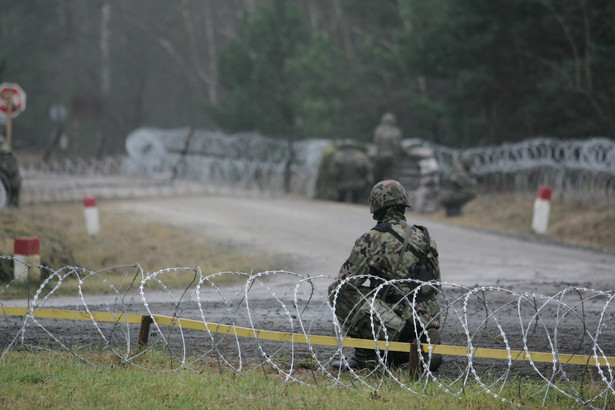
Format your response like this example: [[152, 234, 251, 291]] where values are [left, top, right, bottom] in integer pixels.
[[418, 193, 615, 253], [0, 202, 287, 298], [0, 350, 611, 409]]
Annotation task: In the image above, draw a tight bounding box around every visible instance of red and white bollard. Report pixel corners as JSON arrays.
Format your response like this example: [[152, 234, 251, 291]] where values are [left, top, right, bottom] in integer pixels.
[[531, 185, 552, 235], [13, 237, 40, 282], [84, 196, 100, 236]]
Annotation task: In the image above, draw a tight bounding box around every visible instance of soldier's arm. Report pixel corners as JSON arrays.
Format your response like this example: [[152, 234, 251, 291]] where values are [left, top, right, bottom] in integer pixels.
[[337, 234, 373, 286]]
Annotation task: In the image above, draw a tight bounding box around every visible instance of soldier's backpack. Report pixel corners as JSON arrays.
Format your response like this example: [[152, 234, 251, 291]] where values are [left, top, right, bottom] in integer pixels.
[[372, 222, 438, 302]]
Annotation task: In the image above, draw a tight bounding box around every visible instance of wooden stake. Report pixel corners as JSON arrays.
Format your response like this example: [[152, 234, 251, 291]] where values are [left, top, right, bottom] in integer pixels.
[[408, 339, 420, 380], [4, 92, 13, 148], [138, 315, 153, 349]]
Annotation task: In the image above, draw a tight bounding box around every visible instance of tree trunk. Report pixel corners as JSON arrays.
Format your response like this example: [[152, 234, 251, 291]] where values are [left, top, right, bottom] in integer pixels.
[[97, 0, 111, 158], [203, 0, 218, 104], [332, 0, 353, 57]]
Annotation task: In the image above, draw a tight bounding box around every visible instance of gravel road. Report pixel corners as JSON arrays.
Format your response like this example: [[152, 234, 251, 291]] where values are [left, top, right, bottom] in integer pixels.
[[108, 193, 615, 295]]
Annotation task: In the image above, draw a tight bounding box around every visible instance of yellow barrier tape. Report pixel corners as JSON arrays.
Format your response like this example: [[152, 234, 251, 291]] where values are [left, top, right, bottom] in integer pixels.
[[3, 305, 614, 367], [2, 306, 144, 324]]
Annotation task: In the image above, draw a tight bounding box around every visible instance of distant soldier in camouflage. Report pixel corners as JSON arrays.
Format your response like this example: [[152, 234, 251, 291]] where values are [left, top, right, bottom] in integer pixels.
[[373, 112, 403, 181], [329, 140, 372, 204], [0, 135, 21, 208], [329, 180, 442, 371], [439, 153, 477, 216]]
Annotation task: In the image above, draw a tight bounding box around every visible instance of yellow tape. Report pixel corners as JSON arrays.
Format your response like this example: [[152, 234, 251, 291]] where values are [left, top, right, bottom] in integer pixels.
[[1, 306, 143, 324], [2, 305, 614, 367]]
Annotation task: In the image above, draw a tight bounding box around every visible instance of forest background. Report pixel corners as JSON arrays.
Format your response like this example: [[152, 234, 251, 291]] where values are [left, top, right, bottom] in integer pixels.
[[1, 0, 613, 158]]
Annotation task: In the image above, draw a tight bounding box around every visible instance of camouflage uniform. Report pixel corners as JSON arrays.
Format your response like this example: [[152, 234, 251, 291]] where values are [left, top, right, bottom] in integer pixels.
[[0, 136, 21, 208], [328, 141, 371, 203], [373, 113, 403, 181], [439, 154, 477, 216], [329, 180, 442, 370]]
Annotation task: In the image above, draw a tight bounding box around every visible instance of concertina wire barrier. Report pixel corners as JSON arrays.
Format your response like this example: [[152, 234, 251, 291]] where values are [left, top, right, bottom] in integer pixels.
[[20, 131, 615, 204], [1, 258, 615, 408]]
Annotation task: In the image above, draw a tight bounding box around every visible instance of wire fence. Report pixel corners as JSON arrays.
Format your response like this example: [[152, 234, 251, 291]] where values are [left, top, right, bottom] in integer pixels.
[[1, 260, 614, 408], [19, 130, 330, 201], [20, 156, 125, 177], [425, 137, 615, 204], [20, 134, 615, 205]]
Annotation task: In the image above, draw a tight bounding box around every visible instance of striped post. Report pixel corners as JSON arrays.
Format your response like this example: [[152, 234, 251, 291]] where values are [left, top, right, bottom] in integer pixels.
[[84, 196, 100, 236], [13, 237, 40, 282], [531, 186, 552, 235]]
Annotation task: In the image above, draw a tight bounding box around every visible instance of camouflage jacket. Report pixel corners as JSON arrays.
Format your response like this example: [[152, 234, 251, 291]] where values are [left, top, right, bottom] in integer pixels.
[[439, 163, 478, 206], [444, 164, 477, 192], [329, 147, 371, 189], [0, 151, 21, 182], [374, 124, 402, 159], [338, 207, 441, 293]]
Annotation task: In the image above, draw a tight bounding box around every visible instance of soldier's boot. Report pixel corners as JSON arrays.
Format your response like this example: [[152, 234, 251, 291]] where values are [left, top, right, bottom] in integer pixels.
[[388, 329, 443, 372], [331, 348, 377, 371]]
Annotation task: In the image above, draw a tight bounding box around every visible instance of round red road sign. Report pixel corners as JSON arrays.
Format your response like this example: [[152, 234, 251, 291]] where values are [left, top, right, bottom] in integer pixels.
[[0, 83, 27, 118]]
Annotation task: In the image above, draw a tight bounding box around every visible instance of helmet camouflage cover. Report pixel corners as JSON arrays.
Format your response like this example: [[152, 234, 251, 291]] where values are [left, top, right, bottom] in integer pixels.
[[369, 179, 411, 213]]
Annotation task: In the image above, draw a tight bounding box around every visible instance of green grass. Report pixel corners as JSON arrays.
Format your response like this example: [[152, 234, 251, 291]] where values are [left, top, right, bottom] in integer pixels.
[[0, 350, 610, 409]]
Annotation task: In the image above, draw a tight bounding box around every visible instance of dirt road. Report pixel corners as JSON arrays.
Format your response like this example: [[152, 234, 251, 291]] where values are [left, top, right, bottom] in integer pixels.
[[109, 193, 615, 295]]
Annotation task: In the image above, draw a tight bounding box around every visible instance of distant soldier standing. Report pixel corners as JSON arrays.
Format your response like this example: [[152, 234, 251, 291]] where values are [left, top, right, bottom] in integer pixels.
[[373, 112, 403, 182], [439, 154, 477, 216], [329, 180, 442, 371], [329, 140, 371, 204], [0, 135, 21, 207]]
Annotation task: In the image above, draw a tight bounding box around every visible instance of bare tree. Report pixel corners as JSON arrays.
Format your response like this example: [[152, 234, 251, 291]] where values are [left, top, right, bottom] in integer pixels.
[[116, 1, 234, 110], [179, 0, 218, 104], [331, 0, 353, 57], [96, 0, 111, 157], [524, 0, 615, 135]]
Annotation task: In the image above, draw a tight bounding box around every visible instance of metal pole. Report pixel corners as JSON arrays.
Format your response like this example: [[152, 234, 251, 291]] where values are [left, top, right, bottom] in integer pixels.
[[4, 92, 12, 149]]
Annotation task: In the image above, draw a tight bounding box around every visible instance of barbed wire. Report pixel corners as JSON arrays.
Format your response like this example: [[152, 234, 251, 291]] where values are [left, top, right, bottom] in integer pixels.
[[414, 137, 615, 203], [19, 131, 615, 204], [20, 156, 125, 178], [1, 260, 614, 408]]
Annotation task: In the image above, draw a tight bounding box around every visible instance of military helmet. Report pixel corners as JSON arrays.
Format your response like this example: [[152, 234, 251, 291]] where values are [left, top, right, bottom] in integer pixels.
[[381, 112, 396, 124], [336, 139, 355, 149], [369, 180, 411, 213], [459, 153, 474, 169]]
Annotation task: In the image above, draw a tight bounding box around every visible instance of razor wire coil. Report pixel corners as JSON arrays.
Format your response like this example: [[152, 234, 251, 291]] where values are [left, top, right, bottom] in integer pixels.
[[1, 259, 615, 408], [19, 131, 615, 203]]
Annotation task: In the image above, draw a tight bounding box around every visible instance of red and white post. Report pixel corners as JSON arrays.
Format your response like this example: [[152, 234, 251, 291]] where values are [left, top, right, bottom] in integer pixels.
[[84, 196, 100, 236], [531, 186, 552, 235], [13, 237, 40, 282]]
